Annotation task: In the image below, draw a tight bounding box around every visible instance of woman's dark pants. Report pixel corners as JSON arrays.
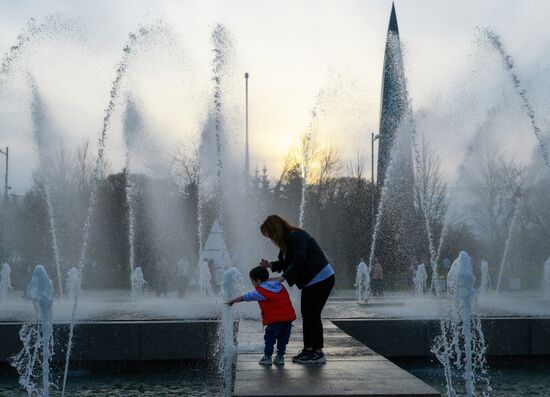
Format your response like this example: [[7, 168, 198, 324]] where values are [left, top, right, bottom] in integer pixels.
[[301, 275, 335, 350]]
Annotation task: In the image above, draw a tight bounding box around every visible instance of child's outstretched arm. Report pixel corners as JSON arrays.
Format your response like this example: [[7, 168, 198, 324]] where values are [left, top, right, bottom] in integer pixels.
[[226, 295, 245, 306]]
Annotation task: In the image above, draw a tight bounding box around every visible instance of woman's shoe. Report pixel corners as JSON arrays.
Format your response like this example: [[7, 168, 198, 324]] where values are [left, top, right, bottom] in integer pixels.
[[292, 350, 310, 363], [259, 355, 272, 365], [296, 351, 326, 364]]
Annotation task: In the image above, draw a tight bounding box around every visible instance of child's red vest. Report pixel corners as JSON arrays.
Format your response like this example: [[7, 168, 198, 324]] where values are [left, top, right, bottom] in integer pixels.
[[256, 285, 296, 326]]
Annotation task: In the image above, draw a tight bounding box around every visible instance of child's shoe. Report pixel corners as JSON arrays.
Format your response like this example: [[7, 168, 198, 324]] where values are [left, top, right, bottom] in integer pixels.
[[273, 355, 285, 366], [259, 355, 272, 365]]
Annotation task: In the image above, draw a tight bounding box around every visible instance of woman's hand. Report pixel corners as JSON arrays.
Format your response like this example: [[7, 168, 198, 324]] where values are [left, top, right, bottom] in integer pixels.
[[260, 259, 271, 268], [268, 276, 285, 283]]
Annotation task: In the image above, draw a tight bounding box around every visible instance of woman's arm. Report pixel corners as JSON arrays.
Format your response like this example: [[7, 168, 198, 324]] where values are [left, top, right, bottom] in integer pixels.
[[262, 251, 286, 273], [281, 232, 308, 286]]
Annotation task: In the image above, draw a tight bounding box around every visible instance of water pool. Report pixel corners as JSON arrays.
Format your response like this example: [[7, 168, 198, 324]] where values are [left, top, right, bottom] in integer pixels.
[[396, 357, 550, 396], [0, 365, 221, 396]]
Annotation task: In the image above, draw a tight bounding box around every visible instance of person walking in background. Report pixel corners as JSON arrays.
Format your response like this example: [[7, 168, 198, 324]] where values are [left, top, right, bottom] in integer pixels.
[[260, 214, 335, 365], [371, 257, 384, 296]]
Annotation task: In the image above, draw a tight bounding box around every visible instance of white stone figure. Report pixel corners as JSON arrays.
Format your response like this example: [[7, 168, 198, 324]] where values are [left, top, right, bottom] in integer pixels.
[[199, 259, 213, 297], [543, 257, 550, 299], [355, 260, 370, 303], [479, 261, 492, 296], [0, 263, 12, 301], [131, 266, 147, 301], [413, 263, 428, 296], [66, 267, 81, 301], [11, 265, 54, 397]]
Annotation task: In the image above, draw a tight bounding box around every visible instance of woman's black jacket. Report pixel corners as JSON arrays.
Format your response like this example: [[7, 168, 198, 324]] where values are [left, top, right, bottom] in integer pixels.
[[270, 229, 329, 289]]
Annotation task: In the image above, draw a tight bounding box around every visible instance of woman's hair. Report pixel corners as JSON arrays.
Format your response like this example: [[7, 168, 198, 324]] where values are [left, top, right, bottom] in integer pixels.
[[249, 266, 269, 283], [260, 214, 301, 251]]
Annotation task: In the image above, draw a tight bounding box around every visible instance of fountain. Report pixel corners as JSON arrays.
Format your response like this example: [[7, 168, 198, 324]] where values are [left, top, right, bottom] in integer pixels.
[[0, 262, 12, 301], [1, 5, 550, 397], [59, 23, 162, 395], [543, 257, 550, 299], [30, 81, 64, 298], [432, 251, 490, 397], [413, 263, 428, 297], [479, 260, 492, 296], [355, 260, 370, 303], [66, 267, 81, 301], [10, 265, 54, 397]]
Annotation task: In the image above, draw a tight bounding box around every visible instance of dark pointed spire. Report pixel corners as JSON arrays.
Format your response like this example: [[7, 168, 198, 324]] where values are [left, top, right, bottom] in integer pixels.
[[388, 2, 399, 35]]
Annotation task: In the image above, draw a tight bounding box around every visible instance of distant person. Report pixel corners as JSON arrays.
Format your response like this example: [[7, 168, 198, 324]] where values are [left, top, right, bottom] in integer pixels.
[[226, 266, 296, 366], [442, 258, 451, 273], [371, 258, 384, 296], [260, 214, 335, 364]]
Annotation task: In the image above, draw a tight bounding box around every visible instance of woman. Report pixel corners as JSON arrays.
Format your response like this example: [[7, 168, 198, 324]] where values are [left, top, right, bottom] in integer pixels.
[[259, 214, 335, 364]]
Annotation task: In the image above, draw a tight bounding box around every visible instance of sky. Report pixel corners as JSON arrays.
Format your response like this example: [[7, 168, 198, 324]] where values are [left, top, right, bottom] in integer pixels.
[[0, 0, 549, 194]]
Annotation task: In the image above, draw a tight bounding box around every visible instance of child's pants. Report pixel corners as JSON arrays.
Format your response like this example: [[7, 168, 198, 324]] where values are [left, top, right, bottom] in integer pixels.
[[264, 321, 292, 356]]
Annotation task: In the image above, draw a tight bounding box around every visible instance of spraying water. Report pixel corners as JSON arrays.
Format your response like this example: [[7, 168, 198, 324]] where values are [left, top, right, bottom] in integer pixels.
[[218, 267, 243, 396], [543, 257, 550, 299], [432, 251, 490, 397], [211, 24, 231, 230], [66, 267, 80, 302], [1, 16, 81, 80], [125, 176, 138, 298], [355, 260, 371, 303], [0, 263, 12, 301], [482, 28, 550, 170], [299, 112, 317, 227], [61, 24, 155, 396], [10, 265, 54, 397], [30, 81, 64, 298], [479, 261, 492, 296], [496, 187, 522, 292], [413, 262, 428, 297]]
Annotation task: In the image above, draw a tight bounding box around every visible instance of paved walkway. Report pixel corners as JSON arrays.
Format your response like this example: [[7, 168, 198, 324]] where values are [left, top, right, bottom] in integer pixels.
[[233, 319, 440, 396]]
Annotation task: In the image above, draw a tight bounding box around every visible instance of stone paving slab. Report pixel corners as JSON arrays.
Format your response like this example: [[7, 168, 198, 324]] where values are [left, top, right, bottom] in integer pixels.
[[234, 319, 440, 397]]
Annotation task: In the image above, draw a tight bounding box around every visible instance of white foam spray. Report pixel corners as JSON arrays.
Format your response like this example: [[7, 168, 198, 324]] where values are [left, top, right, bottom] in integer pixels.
[[0, 262, 12, 301], [131, 266, 147, 301], [218, 266, 243, 396], [355, 261, 371, 303], [543, 257, 550, 299], [432, 251, 491, 397], [10, 265, 54, 397]]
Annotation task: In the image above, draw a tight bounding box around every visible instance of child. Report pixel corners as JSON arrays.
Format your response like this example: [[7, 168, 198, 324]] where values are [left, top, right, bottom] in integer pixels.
[[226, 266, 296, 366]]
